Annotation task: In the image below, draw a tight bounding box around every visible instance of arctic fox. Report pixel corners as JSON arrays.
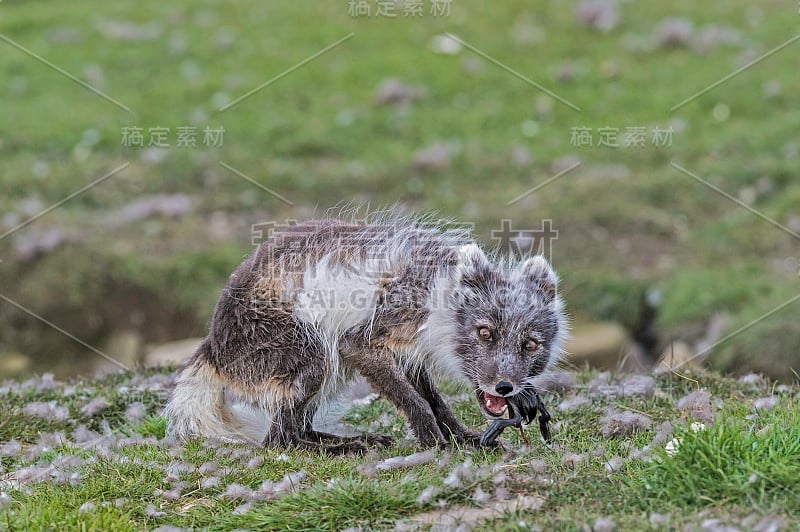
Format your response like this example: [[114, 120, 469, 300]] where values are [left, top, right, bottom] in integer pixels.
[[164, 214, 567, 453]]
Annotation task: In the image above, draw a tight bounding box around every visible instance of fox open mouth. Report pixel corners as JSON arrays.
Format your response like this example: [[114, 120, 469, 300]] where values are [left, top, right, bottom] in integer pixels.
[[475, 389, 509, 418]]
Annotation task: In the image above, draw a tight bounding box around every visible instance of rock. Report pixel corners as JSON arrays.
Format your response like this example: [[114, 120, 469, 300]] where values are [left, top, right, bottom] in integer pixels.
[[565, 322, 630, 369], [144, 338, 203, 368], [657, 341, 697, 370], [694, 314, 728, 358], [95, 330, 144, 374], [0, 352, 32, 376]]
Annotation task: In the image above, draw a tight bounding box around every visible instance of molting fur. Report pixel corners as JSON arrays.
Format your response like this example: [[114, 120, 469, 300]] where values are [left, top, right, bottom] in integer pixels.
[[164, 211, 568, 452]]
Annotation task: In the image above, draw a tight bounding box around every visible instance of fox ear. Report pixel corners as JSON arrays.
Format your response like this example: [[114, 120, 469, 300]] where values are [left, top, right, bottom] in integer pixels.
[[518, 255, 558, 301], [455, 244, 492, 289]]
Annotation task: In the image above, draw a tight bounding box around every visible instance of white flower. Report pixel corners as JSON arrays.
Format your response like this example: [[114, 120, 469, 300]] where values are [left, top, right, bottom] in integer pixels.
[[665, 437, 682, 457]]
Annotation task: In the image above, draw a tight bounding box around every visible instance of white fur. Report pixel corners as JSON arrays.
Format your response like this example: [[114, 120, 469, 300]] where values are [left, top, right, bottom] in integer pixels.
[[294, 252, 382, 406], [295, 253, 381, 336], [164, 361, 261, 445], [414, 270, 470, 384]]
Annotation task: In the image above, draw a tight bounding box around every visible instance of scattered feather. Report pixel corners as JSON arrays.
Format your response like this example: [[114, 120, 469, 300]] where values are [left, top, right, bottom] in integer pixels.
[[124, 402, 148, 424], [259, 470, 306, 499], [575, 0, 620, 33], [587, 372, 614, 397], [0, 493, 12, 510], [619, 375, 655, 398], [656, 17, 694, 48], [472, 486, 491, 504], [374, 79, 427, 107], [1, 440, 22, 458], [165, 461, 195, 481], [529, 459, 548, 474], [416, 485, 438, 506], [161, 489, 182, 501], [754, 396, 778, 413], [233, 502, 252, 515], [412, 142, 454, 173], [752, 516, 787, 532], [559, 395, 591, 412], [594, 516, 616, 532], [563, 453, 585, 468], [145, 504, 166, 518], [604, 456, 625, 473], [201, 477, 220, 489], [493, 486, 511, 500], [78, 501, 96, 514], [601, 411, 651, 439], [246, 456, 264, 469], [532, 371, 575, 393], [198, 461, 220, 475], [73, 425, 103, 445], [693, 25, 742, 53], [738, 373, 763, 385], [23, 401, 70, 422], [80, 397, 110, 417], [677, 390, 714, 426], [361, 450, 436, 476], [221, 483, 253, 501], [649, 513, 670, 526], [443, 459, 473, 488], [25, 432, 68, 460]]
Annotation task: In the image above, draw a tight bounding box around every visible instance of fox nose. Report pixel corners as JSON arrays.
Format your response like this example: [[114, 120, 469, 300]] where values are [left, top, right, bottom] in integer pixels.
[[495, 381, 514, 396]]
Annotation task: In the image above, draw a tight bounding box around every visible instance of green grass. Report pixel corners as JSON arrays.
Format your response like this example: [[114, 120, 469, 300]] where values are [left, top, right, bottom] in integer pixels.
[[1, 367, 798, 530], [637, 408, 800, 510]]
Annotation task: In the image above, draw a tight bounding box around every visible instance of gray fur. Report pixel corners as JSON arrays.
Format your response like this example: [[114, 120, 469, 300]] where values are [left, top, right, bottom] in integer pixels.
[[164, 213, 567, 452]]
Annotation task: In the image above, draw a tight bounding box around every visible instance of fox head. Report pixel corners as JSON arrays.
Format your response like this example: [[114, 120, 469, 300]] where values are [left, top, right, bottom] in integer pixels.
[[451, 244, 567, 419]]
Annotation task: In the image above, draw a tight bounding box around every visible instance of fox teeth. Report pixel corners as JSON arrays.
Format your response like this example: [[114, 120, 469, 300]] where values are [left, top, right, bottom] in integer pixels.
[[485, 398, 508, 415]]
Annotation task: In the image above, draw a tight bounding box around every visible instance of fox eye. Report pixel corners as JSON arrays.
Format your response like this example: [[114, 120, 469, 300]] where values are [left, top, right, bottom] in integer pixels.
[[478, 327, 493, 340], [524, 339, 539, 351]]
